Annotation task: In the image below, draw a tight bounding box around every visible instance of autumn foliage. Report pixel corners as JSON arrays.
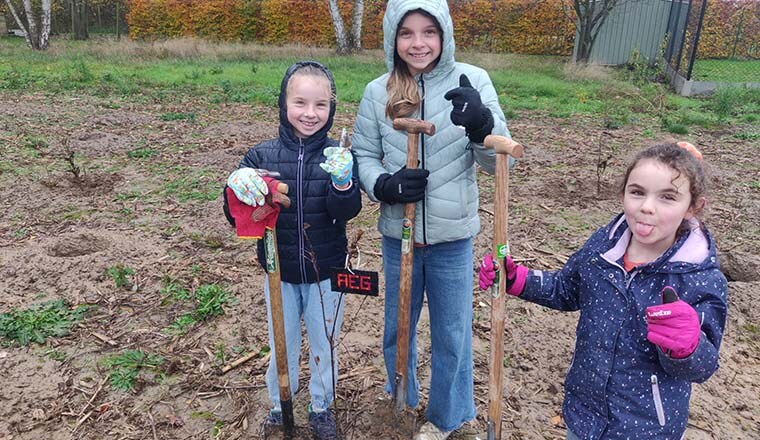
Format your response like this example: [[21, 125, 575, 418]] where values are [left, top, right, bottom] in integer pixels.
[[698, 0, 759, 59], [126, 0, 757, 59]]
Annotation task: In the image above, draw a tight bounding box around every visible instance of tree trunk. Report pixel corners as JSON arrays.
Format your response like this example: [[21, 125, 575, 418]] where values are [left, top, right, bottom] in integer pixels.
[[328, 0, 349, 54], [349, 0, 364, 51], [40, 0, 51, 49], [22, 0, 40, 49], [4, 0, 33, 48], [72, 0, 89, 40], [573, 0, 620, 64], [5, 0, 50, 50]]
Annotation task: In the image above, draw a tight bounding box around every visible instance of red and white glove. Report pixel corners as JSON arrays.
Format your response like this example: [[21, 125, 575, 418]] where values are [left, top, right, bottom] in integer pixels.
[[646, 287, 700, 359]]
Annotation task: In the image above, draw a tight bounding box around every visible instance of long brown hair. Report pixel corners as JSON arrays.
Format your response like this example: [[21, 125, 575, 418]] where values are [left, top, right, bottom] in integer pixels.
[[385, 9, 441, 120]]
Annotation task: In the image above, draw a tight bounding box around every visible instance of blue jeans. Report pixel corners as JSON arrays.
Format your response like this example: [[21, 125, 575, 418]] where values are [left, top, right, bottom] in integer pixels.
[[264, 277, 345, 412], [382, 236, 476, 432], [567, 429, 580, 440]]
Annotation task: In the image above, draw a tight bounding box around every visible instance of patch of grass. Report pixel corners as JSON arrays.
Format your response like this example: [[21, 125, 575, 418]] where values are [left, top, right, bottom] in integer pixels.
[[160, 111, 196, 121], [102, 350, 165, 391], [662, 118, 689, 135], [160, 276, 191, 301], [0, 299, 90, 346], [734, 131, 760, 141], [163, 171, 220, 202], [106, 264, 134, 289], [692, 59, 760, 82], [127, 147, 157, 158], [165, 284, 233, 334]]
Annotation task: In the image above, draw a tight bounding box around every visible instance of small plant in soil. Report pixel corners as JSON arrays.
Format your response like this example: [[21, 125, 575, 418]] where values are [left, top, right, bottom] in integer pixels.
[[160, 276, 191, 301], [165, 284, 233, 334], [102, 350, 165, 391], [63, 147, 85, 183], [0, 299, 89, 346], [106, 264, 135, 288]]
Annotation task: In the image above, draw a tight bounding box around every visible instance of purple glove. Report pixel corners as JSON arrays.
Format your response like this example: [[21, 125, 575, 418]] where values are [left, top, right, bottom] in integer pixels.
[[478, 253, 528, 296], [646, 288, 700, 359]]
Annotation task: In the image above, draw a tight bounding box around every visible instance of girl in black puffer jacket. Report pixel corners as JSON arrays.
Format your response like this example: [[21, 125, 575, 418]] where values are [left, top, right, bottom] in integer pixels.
[[223, 61, 361, 440]]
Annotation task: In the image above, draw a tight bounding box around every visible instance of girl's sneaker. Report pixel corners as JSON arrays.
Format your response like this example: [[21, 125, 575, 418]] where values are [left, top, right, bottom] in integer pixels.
[[414, 421, 452, 440], [261, 409, 283, 436], [308, 408, 338, 440]]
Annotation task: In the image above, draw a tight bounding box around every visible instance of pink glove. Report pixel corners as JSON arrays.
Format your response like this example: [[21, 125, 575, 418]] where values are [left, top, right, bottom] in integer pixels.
[[478, 253, 528, 296], [646, 288, 700, 359], [479, 252, 497, 290]]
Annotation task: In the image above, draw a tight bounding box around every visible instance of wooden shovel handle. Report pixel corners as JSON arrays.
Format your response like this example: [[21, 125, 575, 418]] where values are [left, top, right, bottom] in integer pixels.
[[250, 183, 290, 223], [393, 118, 436, 136], [484, 135, 524, 158]]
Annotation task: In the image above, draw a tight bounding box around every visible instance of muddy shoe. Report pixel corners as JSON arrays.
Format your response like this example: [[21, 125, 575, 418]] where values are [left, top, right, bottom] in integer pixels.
[[308, 408, 338, 440], [414, 421, 452, 440], [261, 410, 283, 437]]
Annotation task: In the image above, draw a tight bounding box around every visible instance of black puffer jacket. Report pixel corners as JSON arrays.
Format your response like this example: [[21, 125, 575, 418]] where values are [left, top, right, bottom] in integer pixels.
[[224, 61, 362, 283]]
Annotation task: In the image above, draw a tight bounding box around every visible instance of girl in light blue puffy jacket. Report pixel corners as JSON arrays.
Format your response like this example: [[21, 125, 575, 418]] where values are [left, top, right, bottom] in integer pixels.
[[351, 0, 512, 438]]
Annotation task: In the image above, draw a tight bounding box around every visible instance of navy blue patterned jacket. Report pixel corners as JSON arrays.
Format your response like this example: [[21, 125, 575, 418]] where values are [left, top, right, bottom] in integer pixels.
[[224, 61, 362, 284], [520, 213, 727, 439]]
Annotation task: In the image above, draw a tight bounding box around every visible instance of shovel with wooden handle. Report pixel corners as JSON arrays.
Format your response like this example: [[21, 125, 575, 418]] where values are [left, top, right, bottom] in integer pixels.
[[260, 183, 296, 436], [391, 118, 435, 413], [483, 135, 523, 440]]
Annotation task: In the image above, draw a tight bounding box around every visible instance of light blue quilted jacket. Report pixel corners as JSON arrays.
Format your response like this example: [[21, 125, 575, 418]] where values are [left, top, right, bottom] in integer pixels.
[[351, 0, 511, 245]]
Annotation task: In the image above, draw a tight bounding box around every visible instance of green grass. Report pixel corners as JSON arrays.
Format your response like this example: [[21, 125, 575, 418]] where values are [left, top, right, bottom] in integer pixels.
[[0, 37, 757, 129], [0, 299, 90, 346], [692, 59, 760, 82], [102, 350, 165, 391]]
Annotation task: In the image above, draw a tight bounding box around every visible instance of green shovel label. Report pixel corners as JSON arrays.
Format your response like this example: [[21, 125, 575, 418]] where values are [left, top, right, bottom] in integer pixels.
[[265, 229, 277, 273], [496, 243, 509, 259]]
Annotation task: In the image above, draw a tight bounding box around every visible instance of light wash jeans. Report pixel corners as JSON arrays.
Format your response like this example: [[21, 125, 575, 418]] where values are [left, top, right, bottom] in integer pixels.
[[264, 277, 345, 412], [567, 429, 580, 440], [381, 236, 476, 432]]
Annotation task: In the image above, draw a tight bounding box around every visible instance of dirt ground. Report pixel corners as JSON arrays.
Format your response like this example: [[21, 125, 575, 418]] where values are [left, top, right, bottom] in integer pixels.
[[0, 92, 758, 440]]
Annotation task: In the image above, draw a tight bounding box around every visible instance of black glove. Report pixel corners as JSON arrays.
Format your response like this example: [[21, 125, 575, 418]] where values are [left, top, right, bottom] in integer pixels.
[[374, 167, 429, 204], [444, 74, 494, 144]]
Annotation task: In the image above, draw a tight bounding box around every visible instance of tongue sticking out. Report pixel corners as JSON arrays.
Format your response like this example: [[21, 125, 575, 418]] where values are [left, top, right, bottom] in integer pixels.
[[635, 222, 654, 237]]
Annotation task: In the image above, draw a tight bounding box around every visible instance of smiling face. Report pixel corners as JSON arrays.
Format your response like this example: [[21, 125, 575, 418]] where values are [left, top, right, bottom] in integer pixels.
[[623, 158, 695, 262], [395, 11, 442, 76], [285, 74, 331, 139]]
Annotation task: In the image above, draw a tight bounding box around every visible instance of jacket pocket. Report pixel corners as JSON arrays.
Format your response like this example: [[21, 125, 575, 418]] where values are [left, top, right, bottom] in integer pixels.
[[650, 374, 666, 426]]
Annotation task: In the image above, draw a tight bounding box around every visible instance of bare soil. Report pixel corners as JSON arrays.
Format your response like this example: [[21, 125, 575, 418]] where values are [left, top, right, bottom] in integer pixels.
[[1, 92, 758, 440]]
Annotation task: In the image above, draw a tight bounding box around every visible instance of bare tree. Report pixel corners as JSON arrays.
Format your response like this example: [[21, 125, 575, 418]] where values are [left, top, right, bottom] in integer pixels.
[[569, 0, 625, 63], [328, 0, 364, 54], [4, 0, 52, 50]]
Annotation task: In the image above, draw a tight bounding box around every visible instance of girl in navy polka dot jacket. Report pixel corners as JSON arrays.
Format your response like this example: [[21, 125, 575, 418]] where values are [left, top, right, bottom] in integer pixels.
[[479, 142, 728, 439]]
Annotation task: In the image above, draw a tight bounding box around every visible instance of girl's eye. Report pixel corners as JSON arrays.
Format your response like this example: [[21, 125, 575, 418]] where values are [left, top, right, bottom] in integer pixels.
[[662, 194, 677, 201], [425, 29, 438, 36], [629, 189, 643, 196], [398, 31, 411, 38]]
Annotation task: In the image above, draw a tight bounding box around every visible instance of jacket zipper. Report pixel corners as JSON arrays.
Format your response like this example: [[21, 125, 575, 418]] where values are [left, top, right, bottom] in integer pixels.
[[297, 139, 307, 282], [650, 374, 666, 426], [419, 74, 427, 245]]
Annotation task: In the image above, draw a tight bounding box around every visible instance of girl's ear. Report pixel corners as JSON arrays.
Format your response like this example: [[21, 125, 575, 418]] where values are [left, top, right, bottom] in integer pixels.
[[687, 196, 707, 218]]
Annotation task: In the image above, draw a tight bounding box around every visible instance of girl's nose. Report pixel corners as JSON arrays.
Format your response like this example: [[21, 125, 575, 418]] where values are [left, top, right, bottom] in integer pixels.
[[640, 197, 655, 213]]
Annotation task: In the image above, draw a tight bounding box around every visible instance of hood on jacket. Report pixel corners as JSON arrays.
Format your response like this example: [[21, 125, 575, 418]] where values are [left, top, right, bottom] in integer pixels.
[[382, 0, 456, 76], [277, 60, 337, 149]]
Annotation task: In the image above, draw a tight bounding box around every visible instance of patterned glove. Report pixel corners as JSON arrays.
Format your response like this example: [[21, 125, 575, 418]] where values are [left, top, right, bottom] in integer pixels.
[[478, 253, 528, 296], [646, 287, 701, 359], [227, 168, 268, 206], [319, 146, 353, 187], [443, 74, 494, 143]]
